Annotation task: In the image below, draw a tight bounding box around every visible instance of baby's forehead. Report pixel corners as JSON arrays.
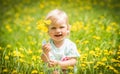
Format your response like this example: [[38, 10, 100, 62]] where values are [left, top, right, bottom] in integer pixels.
[[50, 23, 67, 27]]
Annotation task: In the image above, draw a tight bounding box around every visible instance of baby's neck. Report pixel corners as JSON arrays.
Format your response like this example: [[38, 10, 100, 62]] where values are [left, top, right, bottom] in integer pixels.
[[53, 40, 65, 48]]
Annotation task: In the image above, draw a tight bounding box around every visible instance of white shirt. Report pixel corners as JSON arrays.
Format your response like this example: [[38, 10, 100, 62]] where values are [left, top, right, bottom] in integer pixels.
[[49, 38, 80, 61]]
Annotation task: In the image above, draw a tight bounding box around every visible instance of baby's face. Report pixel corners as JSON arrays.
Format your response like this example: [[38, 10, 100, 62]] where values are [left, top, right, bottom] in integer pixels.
[[48, 23, 68, 42]]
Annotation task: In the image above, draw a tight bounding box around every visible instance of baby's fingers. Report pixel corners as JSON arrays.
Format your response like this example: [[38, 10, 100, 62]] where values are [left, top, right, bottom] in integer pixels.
[[42, 44, 51, 53]]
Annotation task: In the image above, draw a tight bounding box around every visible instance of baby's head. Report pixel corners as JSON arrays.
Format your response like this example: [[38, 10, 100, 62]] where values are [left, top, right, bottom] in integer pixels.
[[45, 9, 70, 41], [46, 9, 70, 30]]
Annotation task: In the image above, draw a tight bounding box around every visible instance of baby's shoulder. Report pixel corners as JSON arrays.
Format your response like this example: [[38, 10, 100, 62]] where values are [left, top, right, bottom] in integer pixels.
[[65, 39, 76, 47]]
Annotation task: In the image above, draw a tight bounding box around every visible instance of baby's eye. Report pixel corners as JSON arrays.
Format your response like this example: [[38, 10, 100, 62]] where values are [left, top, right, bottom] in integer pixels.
[[60, 26, 65, 28], [51, 27, 56, 29]]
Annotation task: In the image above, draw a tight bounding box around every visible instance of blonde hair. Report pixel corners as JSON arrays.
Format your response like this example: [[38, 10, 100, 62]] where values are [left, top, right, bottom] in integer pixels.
[[46, 9, 70, 29]]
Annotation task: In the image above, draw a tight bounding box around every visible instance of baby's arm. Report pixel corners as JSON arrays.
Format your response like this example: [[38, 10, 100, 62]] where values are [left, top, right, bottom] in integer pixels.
[[49, 57, 77, 69], [58, 57, 77, 69], [41, 43, 51, 62]]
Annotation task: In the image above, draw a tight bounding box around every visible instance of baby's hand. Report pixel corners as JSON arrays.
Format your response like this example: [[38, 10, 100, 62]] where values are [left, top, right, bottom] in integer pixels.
[[48, 60, 58, 67], [42, 39, 51, 54]]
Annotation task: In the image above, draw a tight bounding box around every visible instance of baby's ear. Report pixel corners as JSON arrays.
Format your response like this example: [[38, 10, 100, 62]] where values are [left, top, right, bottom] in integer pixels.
[[67, 24, 71, 30], [67, 24, 71, 35]]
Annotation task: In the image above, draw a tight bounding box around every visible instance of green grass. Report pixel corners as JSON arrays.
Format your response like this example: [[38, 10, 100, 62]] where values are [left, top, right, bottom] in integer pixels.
[[0, 0, 120, 74]]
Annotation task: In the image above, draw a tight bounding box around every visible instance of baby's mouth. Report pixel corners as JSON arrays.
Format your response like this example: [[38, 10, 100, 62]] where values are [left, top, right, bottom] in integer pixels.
[[54, 34, 62, 37]]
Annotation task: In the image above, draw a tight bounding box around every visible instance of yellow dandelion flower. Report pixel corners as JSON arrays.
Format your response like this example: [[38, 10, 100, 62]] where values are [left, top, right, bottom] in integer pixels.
[[106, 26, 112, 32], [106, 65, 114, 70], [19, 48, 24, 51], [5, 24, 12, 32], [68, 66, 74, 70], [75, 39, 80, 44], [6, 44, 11, 48], [82, 40, 89, 44], [3, 68, 8, 72], [19, 53, 24, 58], [40, 4, 44, 9], [25, 26, 31, 32], [117, 51, 120, 55], [28, 49, 33, 54], [95, 47, 100, 51], [92, 36, 101, 40], [38, 49, 42, 53], [97, 61, 105, 66], [0, 46, 2, 50], [81, 63, 86, 67], [113, 69, 119, 74], [19, 58, 25, 63], [44, 20, 51, 25], [89, 50, 95, 55], [32, 56, 37, 61], [12, 70, 17, 74], [101, 57, 107, 62], [31, 70, 38, 74], [117, 56, 120, 59], [5, 55, 9, 60], [39, 72, 44, 74], [69, 72, 73, 74], [78, 49, 81, 54], [85, 47, 89, 51]]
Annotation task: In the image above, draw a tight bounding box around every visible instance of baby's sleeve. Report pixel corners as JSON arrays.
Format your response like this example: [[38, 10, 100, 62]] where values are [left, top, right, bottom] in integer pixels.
[[67, 43, 80, 58]]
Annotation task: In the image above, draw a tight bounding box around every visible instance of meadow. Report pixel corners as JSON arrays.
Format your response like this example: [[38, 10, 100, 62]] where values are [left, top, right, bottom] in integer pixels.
[[0, 0, 120, 74]]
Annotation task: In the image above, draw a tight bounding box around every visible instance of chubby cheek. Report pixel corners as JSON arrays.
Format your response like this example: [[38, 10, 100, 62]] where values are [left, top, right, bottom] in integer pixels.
[[48, 31, 54, 37], [62, 30, 68, 35]]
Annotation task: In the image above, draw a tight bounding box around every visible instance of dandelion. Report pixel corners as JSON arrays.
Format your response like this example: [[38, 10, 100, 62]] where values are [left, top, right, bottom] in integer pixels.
[[109, 50, 114, 55], [68, 66, 74, 70], [31, 70, 38, 74], [106, 26, 112, 32], [92, 36, 101, 40], [95, 47, 100, 51], [78, 49, 81, 54], [40, 4, 44, 9], [0, 46, 2, 50], [4, 55, 9, 60], [19, 47, 24, 51], [82, 40, 89, 44], [19, 53, 24, 58], [25, 26, 31, 32], [5, 24, 12, 32], [38, 49, 42, 53], [81, 63, 86, 67], [113, 69, 119, 74], [28, 49, 33, 54], [104, 49, 109, 55], [29, 41, 35, 45], [85, 47, 89, 51], [32, 56, 37, 61], [69, 72, 73, 74], [89, 50, 95, 55], [3, 68, 8, 72], [37, 24, 48, 32], [39, 72, 44, 74], [19, 58, 25, 63], [75, 39, 80, 44], [106, 65, 119, 74], [101, 57, 107, 62], [11, 70, 17, 74], [111, 59, 120, 63], [6, 44, 12, 48], [44, 20, 51, 25], [36, 20, 47, 31]]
